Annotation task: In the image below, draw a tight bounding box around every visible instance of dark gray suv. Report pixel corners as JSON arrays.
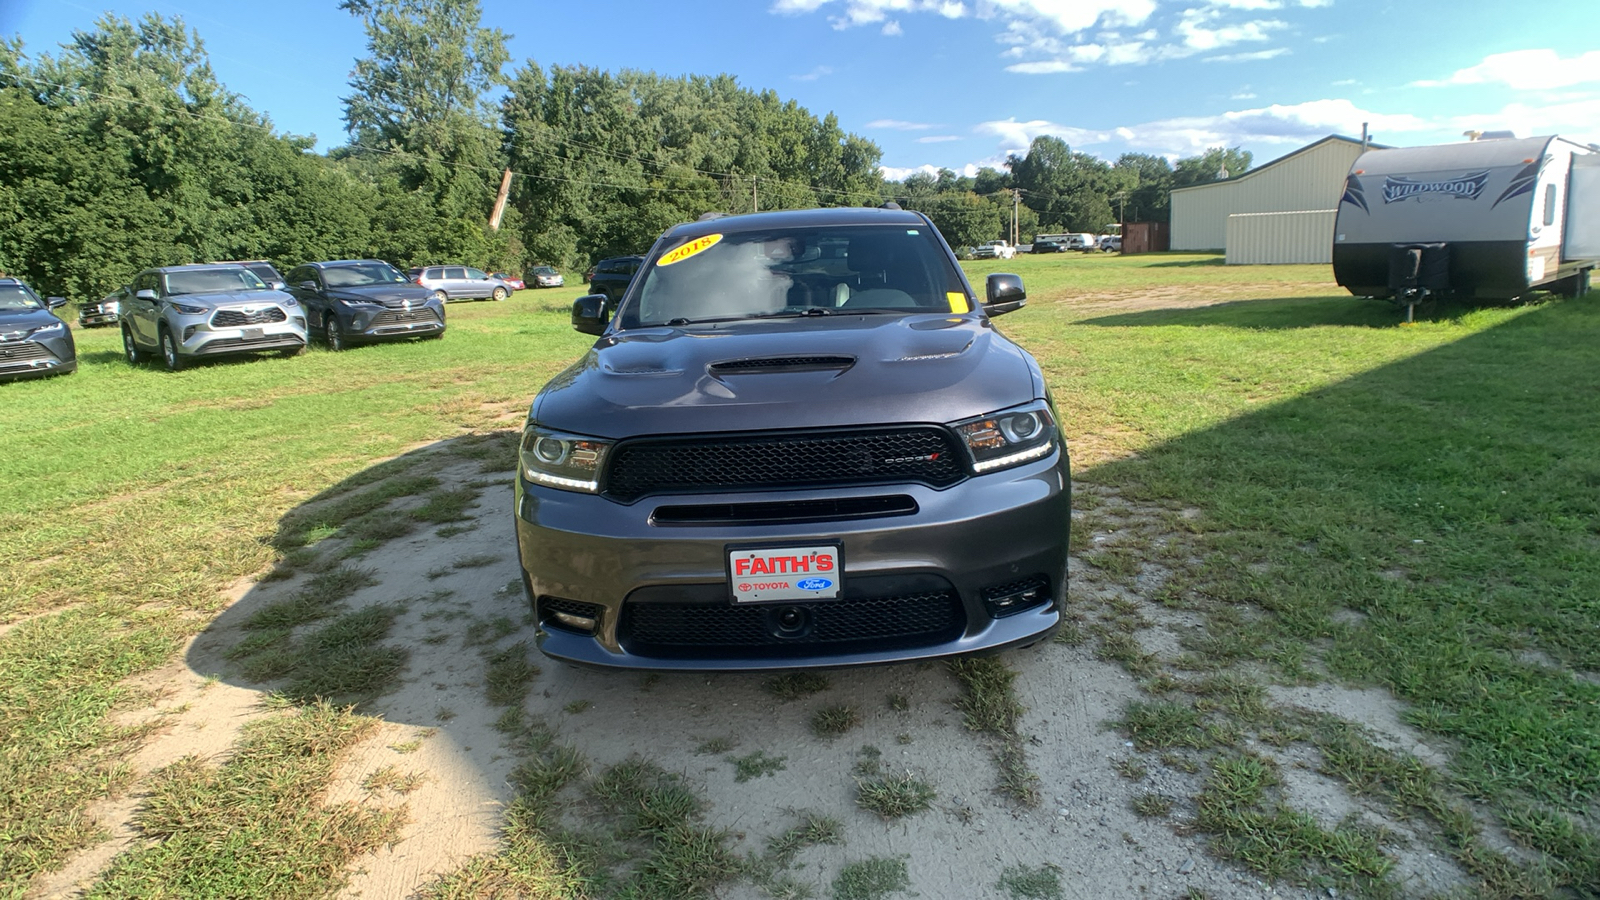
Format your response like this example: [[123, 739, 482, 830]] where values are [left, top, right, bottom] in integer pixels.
[[515, 207, 1069, 670]]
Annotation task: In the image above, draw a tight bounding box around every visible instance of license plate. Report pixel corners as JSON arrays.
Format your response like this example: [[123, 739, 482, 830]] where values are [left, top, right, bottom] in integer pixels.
[[728, 544, 842, 603], [241, 327, 264, 340]]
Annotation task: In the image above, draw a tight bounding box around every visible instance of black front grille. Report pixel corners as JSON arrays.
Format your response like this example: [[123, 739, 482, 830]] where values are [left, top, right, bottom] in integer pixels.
[[605, 427, 965, 501], [652, 495, 917, 526], [0, 341, 54, 368], [212, 307, 287, 327], [200, 335, 300, 352], [371, 308, 441, 327], [620, 576, 964, 658]]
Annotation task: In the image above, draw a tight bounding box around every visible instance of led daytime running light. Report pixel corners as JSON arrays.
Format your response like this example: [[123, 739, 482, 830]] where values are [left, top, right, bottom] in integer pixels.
[[971, 439, 1054, 473]]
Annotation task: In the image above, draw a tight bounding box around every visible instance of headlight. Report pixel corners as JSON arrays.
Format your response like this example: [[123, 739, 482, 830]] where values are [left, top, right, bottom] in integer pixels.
[[520, 425, 612, 493], [30, 321, 66, 336], [281, 296, 297, 307], [105, 301, 120, 312], [170, 301, 207, 315], [952, 401, 1058, 474]]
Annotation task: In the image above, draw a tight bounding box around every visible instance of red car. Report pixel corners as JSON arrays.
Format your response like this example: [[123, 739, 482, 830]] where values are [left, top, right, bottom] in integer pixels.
[[491, 273, 525, 291]]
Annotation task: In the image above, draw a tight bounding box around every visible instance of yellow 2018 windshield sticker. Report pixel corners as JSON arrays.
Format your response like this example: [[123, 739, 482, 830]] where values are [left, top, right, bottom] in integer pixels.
[[947, 292, 971, 313], [657, 234, 722, 266]]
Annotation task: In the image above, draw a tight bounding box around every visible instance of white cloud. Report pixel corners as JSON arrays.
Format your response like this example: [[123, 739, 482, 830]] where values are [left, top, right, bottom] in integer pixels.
[[867, 119, 937, 130], [1006, 60, 1081, 73], [1412, 49, 1600, 91], [975, 117, 1112, 155], [1331, 78, 1355, 85], [1175, 9, 1285, 51], [791, 65, 835, 81], [1204, 47, 1289, 62], [771, 0, 1158, 36], [918, 134, 963, 142], [1231, 90, 1257, 99], [882, 19, 903, 34]]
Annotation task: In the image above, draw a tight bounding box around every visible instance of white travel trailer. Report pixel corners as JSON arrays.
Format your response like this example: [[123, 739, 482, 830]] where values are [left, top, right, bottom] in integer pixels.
[[1333, 135, 1600, 316]]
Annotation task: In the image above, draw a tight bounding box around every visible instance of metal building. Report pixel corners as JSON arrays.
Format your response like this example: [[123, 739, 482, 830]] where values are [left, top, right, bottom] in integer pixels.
[[1225, 210, 1336, 264], [1171, 135, 1383, 255]]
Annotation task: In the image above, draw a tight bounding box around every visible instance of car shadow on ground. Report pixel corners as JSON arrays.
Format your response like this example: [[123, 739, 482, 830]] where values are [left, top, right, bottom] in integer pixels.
[[180, 435, 1258, 899]]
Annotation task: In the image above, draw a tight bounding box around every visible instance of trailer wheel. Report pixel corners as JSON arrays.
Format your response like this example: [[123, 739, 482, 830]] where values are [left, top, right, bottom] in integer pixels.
[[1550, 271, 1591, 298]]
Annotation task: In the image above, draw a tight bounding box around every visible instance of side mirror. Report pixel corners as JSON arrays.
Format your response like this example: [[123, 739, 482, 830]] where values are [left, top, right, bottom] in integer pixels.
[[266, 280, 286, 290], [47, 296, 68, 309], [983, 273, 1027, 317], [298, 281, 318, 291], [136, 289, 158, 301], [572, 294, 610, 335]]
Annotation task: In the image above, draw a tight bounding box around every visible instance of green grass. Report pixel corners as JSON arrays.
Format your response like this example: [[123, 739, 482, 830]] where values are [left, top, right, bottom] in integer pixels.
[[6, 257, 1600, 895], [855, 771, 936, 820], [832, 856, 911, 900], [88, 702, 403, 898]]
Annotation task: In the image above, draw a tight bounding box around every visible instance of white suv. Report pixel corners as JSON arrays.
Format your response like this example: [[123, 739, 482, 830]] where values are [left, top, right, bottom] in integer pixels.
[[122, 265, 307, 371]]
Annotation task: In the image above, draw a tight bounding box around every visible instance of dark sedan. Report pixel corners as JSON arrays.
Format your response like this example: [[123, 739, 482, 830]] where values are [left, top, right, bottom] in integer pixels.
[[286, 260, 445, 350], [0, 278, 77, 380]]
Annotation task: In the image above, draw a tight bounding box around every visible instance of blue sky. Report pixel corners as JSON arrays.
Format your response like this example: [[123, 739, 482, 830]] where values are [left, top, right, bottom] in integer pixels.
[[6, 0, 1599, 179]]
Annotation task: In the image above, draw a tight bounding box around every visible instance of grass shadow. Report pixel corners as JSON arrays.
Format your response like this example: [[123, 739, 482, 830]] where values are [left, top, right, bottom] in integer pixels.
[[1082, 296, 1600, 886], [1075, 293, 1551, 330]]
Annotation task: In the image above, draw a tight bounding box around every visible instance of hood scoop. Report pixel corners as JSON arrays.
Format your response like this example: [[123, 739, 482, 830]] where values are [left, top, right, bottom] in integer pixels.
[[709, 355, 856, 374]]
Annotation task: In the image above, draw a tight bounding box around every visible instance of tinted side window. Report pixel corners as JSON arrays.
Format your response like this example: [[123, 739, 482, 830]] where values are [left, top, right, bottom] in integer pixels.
[[288, 266, 314, 286], [1543, 184, 1557, 227], [466, 267, 487, 279], [445, 267, 466, 280]]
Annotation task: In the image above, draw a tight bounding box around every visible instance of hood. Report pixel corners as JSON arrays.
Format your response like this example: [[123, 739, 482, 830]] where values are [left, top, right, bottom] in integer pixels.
[[0, 307, 65, 336], [533, 314, 1041, 437], [170, 289, 292, 308], [327, 283, 435, 307]]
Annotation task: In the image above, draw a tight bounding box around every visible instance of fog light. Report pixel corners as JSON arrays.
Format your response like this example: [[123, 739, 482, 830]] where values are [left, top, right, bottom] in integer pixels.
[[541, 596, 603, 634], [553, 611, 597, 632], [982, 576, 1050, 618]]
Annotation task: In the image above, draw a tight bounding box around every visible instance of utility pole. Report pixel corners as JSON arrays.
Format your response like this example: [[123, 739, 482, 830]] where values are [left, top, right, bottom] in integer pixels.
[[753, 176, 759, 213], [1011, 188, 1021, 246], [488, 168, 513, 231]]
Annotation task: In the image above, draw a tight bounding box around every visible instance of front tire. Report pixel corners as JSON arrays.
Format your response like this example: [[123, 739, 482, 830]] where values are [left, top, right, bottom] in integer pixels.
[[122, 324, 146, 365], [432, 290, 447, 302], [326, 315, 346, 352], [159, 326, 184, 372], [491, 286, 507, 301]]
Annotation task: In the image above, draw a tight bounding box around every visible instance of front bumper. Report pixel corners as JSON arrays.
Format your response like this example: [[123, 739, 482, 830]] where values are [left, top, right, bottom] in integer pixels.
[[514, 450, 1070, 670], [0, 338, 76, 379], [346, 307, 445, 341], [179, 315, 307, 357], [79, 309, 119, 327]]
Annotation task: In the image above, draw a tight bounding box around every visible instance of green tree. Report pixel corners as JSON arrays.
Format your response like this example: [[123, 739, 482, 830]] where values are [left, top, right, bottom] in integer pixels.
[[1173, 146, 1253, 188], [340, 0, 515, 269], [1113, 152, 1174, 222], [1007, 136, 1117, 233]]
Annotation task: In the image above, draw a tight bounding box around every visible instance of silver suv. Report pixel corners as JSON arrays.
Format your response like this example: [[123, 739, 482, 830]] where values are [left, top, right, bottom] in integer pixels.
[[122, 264, 307, 371], [413, 265, 513, 302]]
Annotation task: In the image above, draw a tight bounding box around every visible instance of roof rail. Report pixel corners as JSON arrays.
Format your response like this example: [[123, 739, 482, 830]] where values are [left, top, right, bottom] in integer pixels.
[[697, 211, 729, 221]]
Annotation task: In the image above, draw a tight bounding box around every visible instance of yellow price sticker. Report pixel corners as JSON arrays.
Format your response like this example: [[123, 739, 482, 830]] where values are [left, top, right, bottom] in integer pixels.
[[657, 234, 723, 266], [946, 292, 971, 313]]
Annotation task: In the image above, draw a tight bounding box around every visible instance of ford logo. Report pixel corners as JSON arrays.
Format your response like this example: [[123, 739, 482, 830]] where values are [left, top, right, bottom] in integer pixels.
[[796, 578, 833, 591]]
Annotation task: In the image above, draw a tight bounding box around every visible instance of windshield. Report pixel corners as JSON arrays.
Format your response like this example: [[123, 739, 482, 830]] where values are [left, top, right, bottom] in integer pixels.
[[165, 268, 268, 296], [531, 266, 557, 275], [0, 285, 43, 311], [323, 262, 410, 288], [625, 225, 969, 327]]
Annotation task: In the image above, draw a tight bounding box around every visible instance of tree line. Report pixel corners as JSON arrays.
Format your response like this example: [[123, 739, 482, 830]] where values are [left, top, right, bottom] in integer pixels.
[[0, 0, 1250, 302]]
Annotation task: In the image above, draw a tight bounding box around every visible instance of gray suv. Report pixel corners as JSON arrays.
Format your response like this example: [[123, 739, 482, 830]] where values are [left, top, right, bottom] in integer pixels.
[[122, 264, 307, 371], [413, 265, 513, 302], [516, 207, 1068, 670]]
